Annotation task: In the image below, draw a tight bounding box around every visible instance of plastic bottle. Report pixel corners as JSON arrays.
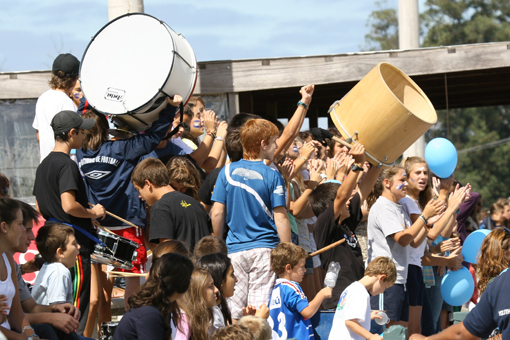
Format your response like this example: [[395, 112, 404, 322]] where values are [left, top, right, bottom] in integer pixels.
[[375, 311, 390, 325], [324, 261, 341, 288]]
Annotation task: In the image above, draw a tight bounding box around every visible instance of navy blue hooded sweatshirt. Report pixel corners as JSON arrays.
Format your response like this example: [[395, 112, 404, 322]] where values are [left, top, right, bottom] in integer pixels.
[[76, 106, 176, 228]]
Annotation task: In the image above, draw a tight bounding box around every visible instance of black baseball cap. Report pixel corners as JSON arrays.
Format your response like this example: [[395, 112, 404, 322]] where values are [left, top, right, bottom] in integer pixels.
[[52, 53, 80, 78], [51, 110, 95, 134]]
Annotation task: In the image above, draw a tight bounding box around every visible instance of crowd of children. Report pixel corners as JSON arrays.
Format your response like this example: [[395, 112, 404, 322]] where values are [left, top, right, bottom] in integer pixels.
[[2, 53, 510, 340]]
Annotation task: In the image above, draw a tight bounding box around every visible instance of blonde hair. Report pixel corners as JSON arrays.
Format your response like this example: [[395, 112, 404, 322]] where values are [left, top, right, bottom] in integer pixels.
[[238, 316, 271, 340], [365, 256, 397, 284], [179, 267, 214, 340], [166, 157, 202, 201]]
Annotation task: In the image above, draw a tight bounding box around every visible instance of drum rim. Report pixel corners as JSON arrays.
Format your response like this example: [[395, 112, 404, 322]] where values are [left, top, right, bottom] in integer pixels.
[[377, 62, 437, 125], [80, 12, 197, 116]]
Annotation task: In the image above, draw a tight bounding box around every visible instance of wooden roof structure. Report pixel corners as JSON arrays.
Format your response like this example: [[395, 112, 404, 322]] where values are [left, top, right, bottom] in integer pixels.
[[2, 41, 509, 124]]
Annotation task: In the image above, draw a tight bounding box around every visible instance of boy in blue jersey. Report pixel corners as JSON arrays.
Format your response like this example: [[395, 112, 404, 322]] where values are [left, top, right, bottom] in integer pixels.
[[210, 118, 291, 321], [268, 242, 333, 340]]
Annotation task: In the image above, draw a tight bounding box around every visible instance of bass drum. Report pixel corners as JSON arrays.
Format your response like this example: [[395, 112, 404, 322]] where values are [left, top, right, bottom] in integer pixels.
[[80, 13, 197, 131]]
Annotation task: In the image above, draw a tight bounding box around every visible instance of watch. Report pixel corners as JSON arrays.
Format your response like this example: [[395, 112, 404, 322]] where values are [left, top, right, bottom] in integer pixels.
[[351, 163, 363, 172]]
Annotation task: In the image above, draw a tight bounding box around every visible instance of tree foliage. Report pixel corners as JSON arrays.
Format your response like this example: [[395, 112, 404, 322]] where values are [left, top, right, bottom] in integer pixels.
[[422, 0, 510, 46], [364, 0, 510, 206], [363, 1, 399, 51]]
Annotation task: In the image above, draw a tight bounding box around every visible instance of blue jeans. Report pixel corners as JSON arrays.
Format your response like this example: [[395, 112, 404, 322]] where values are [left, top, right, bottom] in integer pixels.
[[425, 267, 444, 333]]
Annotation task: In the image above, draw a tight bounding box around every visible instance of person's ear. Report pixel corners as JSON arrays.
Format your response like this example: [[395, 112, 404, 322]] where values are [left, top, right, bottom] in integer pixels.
[[144, 180, 153, 191], [260, 139, 267, 150], [383, 178, 391, 189], [284, 264, 292, 273], [56, 247, 65, 259], [0, 221, 7, 234], [378, 274, 387, 282]]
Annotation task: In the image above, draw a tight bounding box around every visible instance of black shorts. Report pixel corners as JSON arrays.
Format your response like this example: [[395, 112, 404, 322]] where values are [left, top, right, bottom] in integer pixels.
[[407, 264, 425, 306], [371, 283, 409, 322]]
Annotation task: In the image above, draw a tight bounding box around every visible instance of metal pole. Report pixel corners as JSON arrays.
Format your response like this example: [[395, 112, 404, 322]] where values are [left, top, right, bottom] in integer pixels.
[[108, 0, 144, 21]]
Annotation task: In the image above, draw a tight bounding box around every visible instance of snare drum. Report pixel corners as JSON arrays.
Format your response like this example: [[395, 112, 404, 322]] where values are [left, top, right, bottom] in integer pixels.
[[100, 321, 118, 340], [80, 13, 197, 131], [92, 230, 139, 270]]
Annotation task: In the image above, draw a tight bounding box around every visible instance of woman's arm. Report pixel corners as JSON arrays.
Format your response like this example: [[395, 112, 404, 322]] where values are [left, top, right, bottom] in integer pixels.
[[5, 255, 37, 340], [200, 121, 228, 172]]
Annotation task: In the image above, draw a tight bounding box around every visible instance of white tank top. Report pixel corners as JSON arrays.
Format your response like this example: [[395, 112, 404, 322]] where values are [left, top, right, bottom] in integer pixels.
[[0, 253, 15, 330]]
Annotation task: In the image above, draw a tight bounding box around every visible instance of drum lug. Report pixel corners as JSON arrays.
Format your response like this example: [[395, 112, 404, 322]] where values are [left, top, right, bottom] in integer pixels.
[[345, 131, 358, 144], [112, 241, 118, 254], [132, 251, 138, 262]]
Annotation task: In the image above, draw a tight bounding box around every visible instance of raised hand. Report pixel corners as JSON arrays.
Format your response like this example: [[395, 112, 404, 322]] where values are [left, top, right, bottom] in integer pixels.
[[299, 85, 315, 105], [204, 110, 217, 134], [423, 199, 445, 220], [349, 143, 366, 165], [166, 94, 183, 107], [326, 158, 339, 180], [216, 121, 228, 139]]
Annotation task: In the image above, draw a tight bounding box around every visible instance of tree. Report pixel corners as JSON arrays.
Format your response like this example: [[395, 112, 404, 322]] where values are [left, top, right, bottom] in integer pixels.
[[422, 0, 510, 46], [362, 0, 399, 51], [364, 0, 510, 206]]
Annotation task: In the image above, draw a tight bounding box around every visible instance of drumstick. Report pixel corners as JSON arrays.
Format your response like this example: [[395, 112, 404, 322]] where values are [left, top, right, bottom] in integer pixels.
[[308, 239, 345, 258], [107, 271, 148, 277], [88, 203, 140, 229], [92, 221, 118, 236], [332, 136, 353, 149]]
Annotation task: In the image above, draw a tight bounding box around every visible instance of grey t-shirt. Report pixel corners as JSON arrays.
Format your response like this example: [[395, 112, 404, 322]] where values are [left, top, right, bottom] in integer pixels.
[[367, 196, 411, 284], [16, 264, 32, 302]]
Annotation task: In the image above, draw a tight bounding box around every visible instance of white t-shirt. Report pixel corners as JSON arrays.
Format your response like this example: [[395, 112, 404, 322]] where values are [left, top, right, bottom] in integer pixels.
[[399, 195, 427, 267], [212, 305, 226, 333], [31, 262, 73, 305], [329, 281, 371, 340], [367, 196, 412, 284], [33, 89, 77, 162]]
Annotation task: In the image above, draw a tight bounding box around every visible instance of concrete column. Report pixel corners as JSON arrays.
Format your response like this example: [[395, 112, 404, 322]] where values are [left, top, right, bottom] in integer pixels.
[[108, 0, 144, 21], [399, 0, 425, 159], [227, 92, 239, 119]]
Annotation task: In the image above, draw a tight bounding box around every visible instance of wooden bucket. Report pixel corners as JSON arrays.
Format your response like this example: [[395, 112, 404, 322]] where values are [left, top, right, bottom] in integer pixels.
[[329, 62, 437, 167]]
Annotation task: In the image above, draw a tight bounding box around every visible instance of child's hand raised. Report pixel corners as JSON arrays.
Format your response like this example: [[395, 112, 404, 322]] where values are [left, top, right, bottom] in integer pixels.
[[320, 287, 333, 299]]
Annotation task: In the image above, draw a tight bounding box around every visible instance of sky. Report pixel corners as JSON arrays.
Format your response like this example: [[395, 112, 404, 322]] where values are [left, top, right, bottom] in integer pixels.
[[0, 0, 403, 73]]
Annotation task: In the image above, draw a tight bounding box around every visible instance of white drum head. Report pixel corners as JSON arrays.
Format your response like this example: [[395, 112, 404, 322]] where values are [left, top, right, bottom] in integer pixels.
[[80, 13, 194, 116]]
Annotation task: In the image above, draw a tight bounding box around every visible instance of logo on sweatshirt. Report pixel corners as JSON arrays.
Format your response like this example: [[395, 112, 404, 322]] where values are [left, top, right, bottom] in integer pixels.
[[84, 170, 111, 180], [180, 200, 191, 208]]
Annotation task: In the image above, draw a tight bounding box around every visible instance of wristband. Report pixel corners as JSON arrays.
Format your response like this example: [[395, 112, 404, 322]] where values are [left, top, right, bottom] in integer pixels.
[[419, 215, 428, 225], [27, 335, 39, 340], [207, 131, 216, 139], [299, 156, 307, 161], [22, 326, 35, 335], [215, 136, 224, 142], [297, 100, 309, 110]]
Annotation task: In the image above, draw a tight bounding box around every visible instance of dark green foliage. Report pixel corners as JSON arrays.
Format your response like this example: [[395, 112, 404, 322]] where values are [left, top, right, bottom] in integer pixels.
[[364, 0, 510, 206]]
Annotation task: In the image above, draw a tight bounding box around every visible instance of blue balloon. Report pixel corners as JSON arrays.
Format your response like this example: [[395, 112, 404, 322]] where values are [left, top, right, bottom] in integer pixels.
[[441, 267, 475, 306], [462, 229, 491, 264], [425, 138, 458, 178]]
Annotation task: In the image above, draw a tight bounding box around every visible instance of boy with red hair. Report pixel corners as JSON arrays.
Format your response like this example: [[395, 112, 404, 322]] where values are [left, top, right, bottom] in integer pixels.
[[211, 119, 291, 322]]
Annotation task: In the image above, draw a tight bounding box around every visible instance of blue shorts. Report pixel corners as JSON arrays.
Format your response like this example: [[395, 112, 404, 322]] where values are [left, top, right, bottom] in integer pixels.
[[407, 264, 425, 306], [305, 256, 314, 275], [371, 283, 409, 322]]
